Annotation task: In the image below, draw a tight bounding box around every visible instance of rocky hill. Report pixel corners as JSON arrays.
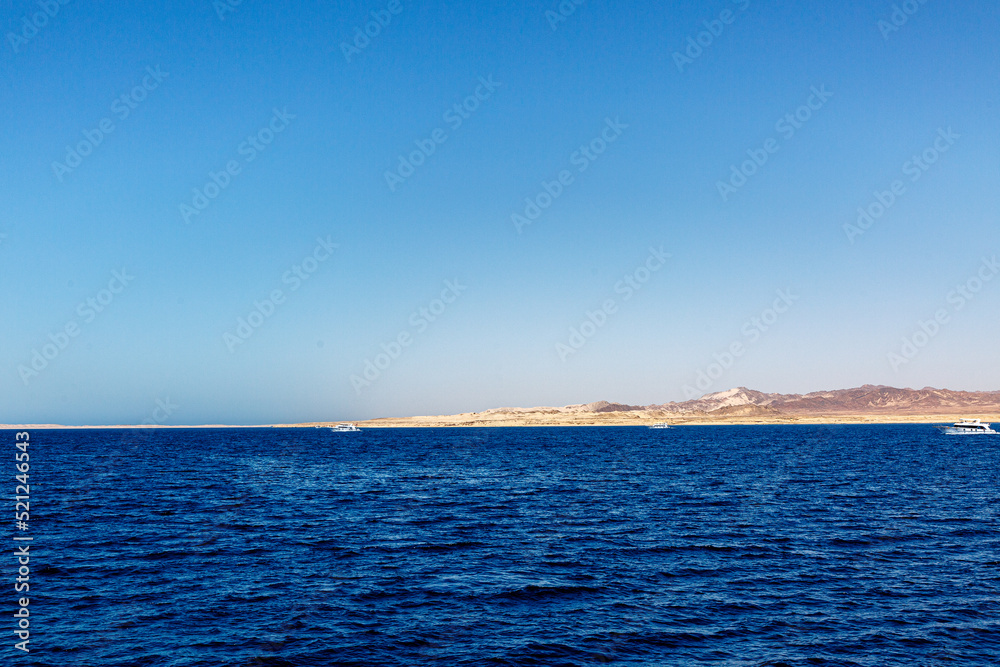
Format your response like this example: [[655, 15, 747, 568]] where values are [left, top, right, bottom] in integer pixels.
[[361, 385, 1000, 427], [650, 385, 1000, 416]]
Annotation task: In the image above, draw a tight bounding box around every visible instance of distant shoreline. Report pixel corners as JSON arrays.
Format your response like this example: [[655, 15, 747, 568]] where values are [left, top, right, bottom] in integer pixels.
[[8, 385, 998, 430], [352, 414, 1000, 428], [3, 414, 997, 429]]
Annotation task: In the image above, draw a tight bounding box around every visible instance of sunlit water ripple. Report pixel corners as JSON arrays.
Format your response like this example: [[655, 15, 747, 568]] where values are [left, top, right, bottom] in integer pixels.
[[21, 425, 1000, 665]]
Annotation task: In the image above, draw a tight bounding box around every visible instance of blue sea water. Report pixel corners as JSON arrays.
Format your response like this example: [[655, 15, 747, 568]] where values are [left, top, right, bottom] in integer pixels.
[[13, 425, 1000, 666]]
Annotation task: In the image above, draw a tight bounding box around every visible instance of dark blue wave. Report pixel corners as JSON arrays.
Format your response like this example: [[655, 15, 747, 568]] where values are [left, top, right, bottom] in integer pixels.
[[12, 424, 1000, 666]]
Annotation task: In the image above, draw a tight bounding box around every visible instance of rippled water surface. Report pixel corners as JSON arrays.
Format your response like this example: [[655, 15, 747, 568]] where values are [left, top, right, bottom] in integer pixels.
[[20, 425, 1000, 665]]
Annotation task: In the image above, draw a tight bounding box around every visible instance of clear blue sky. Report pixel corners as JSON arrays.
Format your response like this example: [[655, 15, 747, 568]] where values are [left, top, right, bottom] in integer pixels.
[[2, 0, 998, 425]]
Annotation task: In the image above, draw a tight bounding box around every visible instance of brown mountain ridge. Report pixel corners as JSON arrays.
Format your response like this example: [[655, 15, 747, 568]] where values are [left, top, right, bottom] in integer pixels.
[[360, 385, 1000, 427]]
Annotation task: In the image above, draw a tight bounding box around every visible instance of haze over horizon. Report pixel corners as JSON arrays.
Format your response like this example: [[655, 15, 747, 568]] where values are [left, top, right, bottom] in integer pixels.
[[2, 1, 998, 425]]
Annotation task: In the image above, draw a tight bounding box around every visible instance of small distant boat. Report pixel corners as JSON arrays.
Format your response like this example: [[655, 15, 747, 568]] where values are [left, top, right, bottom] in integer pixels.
[[331, 423, 361, 432], [936, 419, 997, 435], [649, 422, 670, 429]]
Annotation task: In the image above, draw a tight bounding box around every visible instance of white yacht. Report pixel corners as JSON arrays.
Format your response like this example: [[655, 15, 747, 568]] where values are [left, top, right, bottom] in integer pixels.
[[331, 423, 361, 432], [649, 422, 670, 429], [937, 419, 997, 435]]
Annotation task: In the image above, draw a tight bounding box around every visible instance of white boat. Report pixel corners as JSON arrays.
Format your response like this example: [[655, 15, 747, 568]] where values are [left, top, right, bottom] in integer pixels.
[[649, 422, 670, 429], [936, 419, 997, 435], [331, 423, 361, 432]]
